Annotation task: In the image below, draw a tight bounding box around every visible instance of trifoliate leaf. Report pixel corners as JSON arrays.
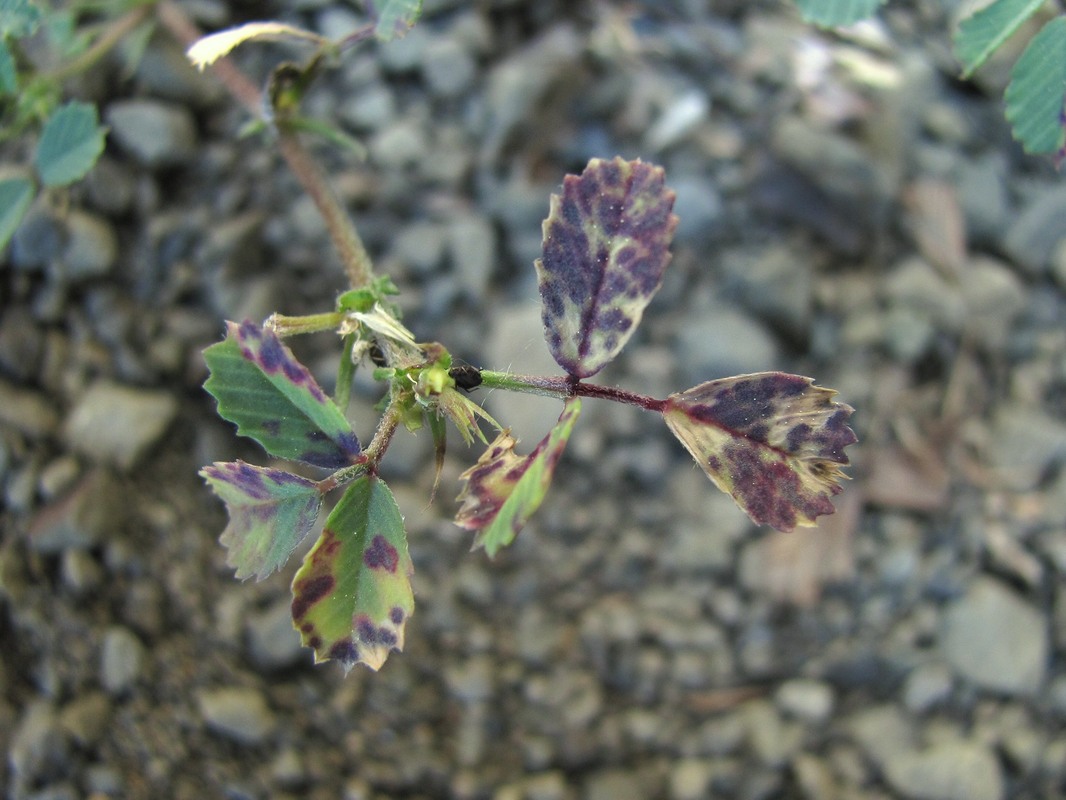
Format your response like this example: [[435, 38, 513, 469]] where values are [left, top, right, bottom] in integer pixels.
[[1005, 17, 1066, 155], [456, 397, 581, 557], [186, 21, 325, 70], [0, 176, 34, 251], [536, 157, 677, 379], [201, 461, 322, 581], [794, 0, 887, 27], [291, 476, 414, 672], [372, 0, 423, 42], [663, 373, 856, 532], [34, 101, 106, 187], [0, 0, 43, 38], [203, 320, 362, 469], [954, 0, 1046, 78]]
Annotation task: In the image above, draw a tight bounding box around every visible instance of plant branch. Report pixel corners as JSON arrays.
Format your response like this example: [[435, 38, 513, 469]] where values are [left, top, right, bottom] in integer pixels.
[[156, 1, 375, 289], [479, 371, 667, 412], [48, 4, 153, 82]]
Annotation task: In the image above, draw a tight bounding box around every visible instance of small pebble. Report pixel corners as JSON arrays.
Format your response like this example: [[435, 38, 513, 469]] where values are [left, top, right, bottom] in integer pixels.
[[197, 687, 277, 745], [100, 625, 145, 695]]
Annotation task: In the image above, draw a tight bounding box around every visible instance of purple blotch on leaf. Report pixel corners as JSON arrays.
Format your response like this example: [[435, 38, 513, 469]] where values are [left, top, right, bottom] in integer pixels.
[[389, 606, 405, 625], [329, 639, 360, 665], [363, 534, 399, 572], [291, 574, 335, 620]]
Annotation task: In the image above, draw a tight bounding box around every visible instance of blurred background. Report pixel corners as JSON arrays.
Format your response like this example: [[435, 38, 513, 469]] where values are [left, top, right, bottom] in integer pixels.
[[2, 1, 1064, 798]]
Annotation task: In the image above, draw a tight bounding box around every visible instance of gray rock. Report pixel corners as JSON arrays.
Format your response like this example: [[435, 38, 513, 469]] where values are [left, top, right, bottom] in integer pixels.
[[720, 245, 812, 339], [58, 692, 111, 747], [422, 37, 477, 99], [339, 83, 396, 130], [61, 210, 117, 280], [882, 740, 1004, 800], [883, 256, 965, 332], [954, 153, 1009, 242], [10, 205, 67, 271], [0, 307, 44, 382], [901, 662, 954, 712], [941, 577, 1048, 695], [63, 380, 178, 470], [791, 753, 839, 800], [9, 700, 69, 788], [671, 176, 723, 245], [961, 257, 1026, 350], [668, 758, 713, 800], [480, 25, 581, 163], [84, 155, 136, 215], [448, 212, 497, 297], [774, 678, 834, 724], [391, 220, 448, 275], [646, 89, 709, 151], [378, 24, 431, 73], [744, 700, 803, 768], [1002, 183, 1066, 275], [0, 379, 60, 438], [985, 405, 1066, 491], [106, 100, 197, 168], [28, 469, 122, 553], [847, 705, 914, 769], [368, 117, 428, 170], [675, 305, 780, 384], [583, 768, 651, 800], [446, 656, 495, 704], [60, 549, 105, 594], [100, 626, 145, 695], [197, 686, 277, 745], [246, 598, 307, 671]]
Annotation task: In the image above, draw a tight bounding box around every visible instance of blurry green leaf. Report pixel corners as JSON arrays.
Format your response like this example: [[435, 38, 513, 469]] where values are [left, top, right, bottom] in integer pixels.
[[291, 476, 414, 672], [0, 176, 34, 250], [456, 397, 581, 557], [286, 115, 367, 159], [373, 0, 422, 42], [0, 0, 43, 38], [954, 0, 1046, 78], [794, 0, 886, 27], [536, 157, 678, 379], [34, 101, 105, 187], [44, 8, 90, 58], [1005, 17, 1066, 155], [118, 19, 158, 78], [203, 320, 362, 469], [201, 461, 322, 581], [663, 373, 856, 532], [0, 39, 16, 94]]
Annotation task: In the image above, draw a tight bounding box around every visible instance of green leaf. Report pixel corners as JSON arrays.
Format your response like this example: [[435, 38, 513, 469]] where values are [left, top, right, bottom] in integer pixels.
[[0, 176, 34, 251], [793, 0, 887, 27], [954, 0, 1046, 78], [203, 320, 362, 469], [663, 373, 856, 532], [285, 115, 367, 159], [201, 461, 322, 581], [34, 101, 106, 187], [456, 397, 581, 557], [1005, 17, 1066, 155], [0, 39, 17, 94], [535, 157, 678, 379], [0, 0, 43, 38], [373, 0, 422, 42], [291, 476, 414, 672]]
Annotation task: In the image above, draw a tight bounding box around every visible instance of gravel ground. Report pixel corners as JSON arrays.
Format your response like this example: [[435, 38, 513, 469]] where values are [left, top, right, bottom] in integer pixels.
[[3, 1, 1066, 799]]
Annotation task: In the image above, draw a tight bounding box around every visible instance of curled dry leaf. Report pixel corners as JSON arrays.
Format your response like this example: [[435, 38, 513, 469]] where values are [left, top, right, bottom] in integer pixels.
[[187, 22, 325, 71], [663, 372, 856, 532]]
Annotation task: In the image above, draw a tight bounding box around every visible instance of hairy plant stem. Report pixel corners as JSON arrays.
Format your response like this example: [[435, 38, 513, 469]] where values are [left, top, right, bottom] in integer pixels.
[[157, 1, 375, 290], [479, 371, 667, 413], [47, 4, 153, 82], [269, 311, 346, 336]]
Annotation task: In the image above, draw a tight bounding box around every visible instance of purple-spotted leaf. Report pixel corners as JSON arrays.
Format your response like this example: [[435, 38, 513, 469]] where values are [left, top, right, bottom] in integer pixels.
[[535, 157, 678, 378], [291, 476, 413, 672], [663, 373, 856, 532], [201, 461, 322, 581], [455, 397, 581, 557], [204, 320, 361, 469]]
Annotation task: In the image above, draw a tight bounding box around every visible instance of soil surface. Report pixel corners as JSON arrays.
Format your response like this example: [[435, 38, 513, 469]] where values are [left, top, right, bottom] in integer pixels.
[[3, 2, 1065, 799]]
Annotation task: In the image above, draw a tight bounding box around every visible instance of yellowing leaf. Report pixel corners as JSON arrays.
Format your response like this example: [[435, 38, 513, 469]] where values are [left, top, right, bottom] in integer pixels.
[[663, 373, 856, 532], [186, 22, 325, 71], [456, 398, 581, 557], [291, 476, 413, 672]]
